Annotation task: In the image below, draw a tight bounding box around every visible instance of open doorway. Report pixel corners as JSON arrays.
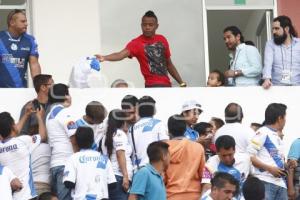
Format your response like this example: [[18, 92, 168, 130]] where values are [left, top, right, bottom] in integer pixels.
[[206, 9, 273, 78]]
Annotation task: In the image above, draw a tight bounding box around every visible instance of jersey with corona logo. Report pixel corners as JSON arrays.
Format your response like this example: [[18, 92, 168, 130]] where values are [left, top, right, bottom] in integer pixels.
[[0, 135, 41, 200], [63, 149, 116, 200], [0, 31, 39, 88]]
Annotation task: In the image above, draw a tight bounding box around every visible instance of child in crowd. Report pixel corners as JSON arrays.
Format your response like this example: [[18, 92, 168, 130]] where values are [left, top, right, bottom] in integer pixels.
[[209, 117, 224, 135], [181, 100, 202, 141], [193, 122, 215, 161], [63, 126, 116, 200], [207, 70, 225, 87]]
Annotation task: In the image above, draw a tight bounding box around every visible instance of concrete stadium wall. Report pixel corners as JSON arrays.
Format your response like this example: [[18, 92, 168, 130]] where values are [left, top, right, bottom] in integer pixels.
[[1, 86, 299, 156]]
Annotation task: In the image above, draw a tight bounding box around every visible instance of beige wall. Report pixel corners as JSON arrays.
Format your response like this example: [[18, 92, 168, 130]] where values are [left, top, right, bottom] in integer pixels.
[[31, 0, 101, 85]]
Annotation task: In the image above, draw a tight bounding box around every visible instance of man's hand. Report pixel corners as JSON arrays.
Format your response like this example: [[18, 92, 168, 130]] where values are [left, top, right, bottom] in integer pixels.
[[35, 106, 45, 120], [122, 176, 130, 192], [267, 166, 286, 177], [24, 102, 34, 116], [95, 54, 105, 62], [224, 70, 235, 78], [288, 160, 298, 169], [262, 79, 272, 89]]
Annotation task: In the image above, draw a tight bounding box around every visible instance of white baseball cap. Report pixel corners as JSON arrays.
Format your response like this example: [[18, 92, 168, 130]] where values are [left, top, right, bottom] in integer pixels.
[[181, 100, 202, 112]]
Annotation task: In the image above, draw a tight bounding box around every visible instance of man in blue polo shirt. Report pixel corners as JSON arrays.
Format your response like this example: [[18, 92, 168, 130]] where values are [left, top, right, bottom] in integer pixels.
[[0, 9, 41, 88], [129, 141, 170, 200]]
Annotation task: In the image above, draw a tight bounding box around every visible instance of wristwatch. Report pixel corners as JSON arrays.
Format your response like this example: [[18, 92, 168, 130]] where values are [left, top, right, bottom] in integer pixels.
[[179, 82, 187, 87]]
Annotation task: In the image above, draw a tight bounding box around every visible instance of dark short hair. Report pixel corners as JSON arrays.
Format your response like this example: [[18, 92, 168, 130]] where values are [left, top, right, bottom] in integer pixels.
[[121, 95, 138, 110], [48, 83, 69, 104], [245, 40, 255, 46], [211, 69, 225, 86], [242, 176, 265, 200], [7, 9, 25, 27], [85, 101, 106, 124], [225, 103, 243, 123], [37, 192, 55, 200], [211, 172, 239, 193], [273, 15, 298, 37], [264, 103, 287, 125], [0, 112, 15, 139], [168, 114, 186, 137], [215, 135, 235, 152], [251, 122, 263, 129], [75, 126, 94, 149], [147, 141, 169, 163], [211, 117, 225, 129], [223, 26, 244, 43], [193, 122, 213, 136], [143, 10, 157, 22], [138, 96, 156, 118], [33, 74, 52, 93]]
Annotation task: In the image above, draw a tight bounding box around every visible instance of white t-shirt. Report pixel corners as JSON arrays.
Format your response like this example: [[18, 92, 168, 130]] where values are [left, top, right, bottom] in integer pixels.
[[63, 149, 116, 200], [46, 104, 76, 168], [247, 126, 286, 188], [101, 129, 133, 180], [0, 165, 16, 200], [202, 153, 251, 185], [74, 117, 107, 150], [0, 135, 41, 200], [31, 143, 51, 184], [214, 123, 256, 154], [128, 117, 169, 169]]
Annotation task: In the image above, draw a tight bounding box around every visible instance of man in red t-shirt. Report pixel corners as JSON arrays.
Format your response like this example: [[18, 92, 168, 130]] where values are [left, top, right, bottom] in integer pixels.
[[96, 10, 186, 88]]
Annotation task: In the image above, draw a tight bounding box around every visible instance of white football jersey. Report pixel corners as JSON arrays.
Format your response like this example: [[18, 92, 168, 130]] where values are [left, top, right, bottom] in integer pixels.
[[46, 104, 76, 168], [129, 117, 169, 170], [63, 149, 116, 200], [0, 135, 41, 200]]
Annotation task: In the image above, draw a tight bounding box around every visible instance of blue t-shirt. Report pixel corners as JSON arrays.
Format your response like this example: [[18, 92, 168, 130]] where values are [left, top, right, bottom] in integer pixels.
[[184, 127, 199, 141], [288, 138, 300, 160], [130, 164, 166, 200], [0, 30, 39, 88], [288, 138, 300, 183]]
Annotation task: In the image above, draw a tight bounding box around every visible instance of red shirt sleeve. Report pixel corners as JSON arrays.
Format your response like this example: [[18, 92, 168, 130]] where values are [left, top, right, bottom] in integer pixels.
[[125, 39, 138, 58]]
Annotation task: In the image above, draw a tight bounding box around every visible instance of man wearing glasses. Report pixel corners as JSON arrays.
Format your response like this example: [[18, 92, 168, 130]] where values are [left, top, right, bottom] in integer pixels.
[[0, 9, 41, 88]]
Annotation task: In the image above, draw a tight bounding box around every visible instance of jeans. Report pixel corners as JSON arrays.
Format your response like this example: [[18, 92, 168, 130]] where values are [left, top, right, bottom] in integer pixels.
[[50, 166, 72, 200], [263, 181, 288, 200], [108, 175, 129, 200]]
